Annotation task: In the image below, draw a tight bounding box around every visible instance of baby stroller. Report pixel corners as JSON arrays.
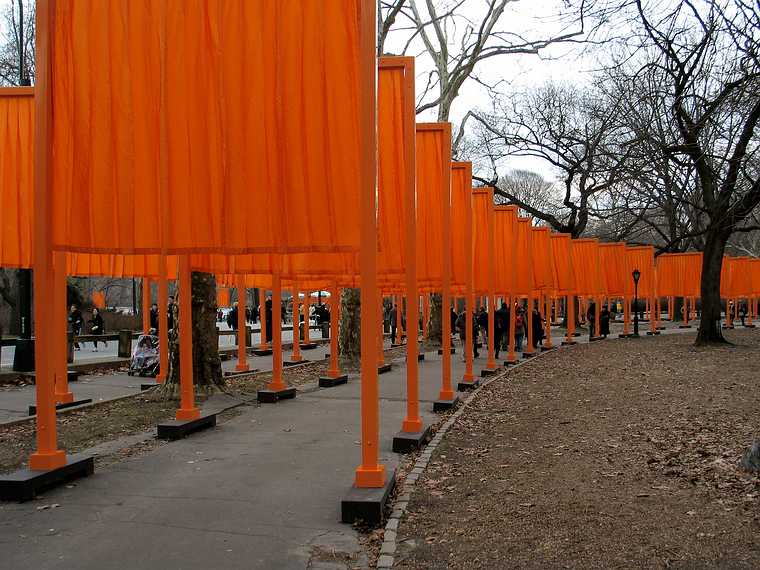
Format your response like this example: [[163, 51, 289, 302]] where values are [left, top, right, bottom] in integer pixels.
[[127, 333, 160, 377]]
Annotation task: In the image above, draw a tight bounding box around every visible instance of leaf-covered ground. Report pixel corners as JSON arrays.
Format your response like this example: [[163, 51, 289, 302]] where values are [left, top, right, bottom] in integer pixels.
[[395, 329, 760, 569]]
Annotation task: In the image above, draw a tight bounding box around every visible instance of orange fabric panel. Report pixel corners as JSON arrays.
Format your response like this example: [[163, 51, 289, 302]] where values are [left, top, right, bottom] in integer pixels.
[[0, 88, 34, 269], [514, 217, 534, 295], [625, 245, 656, 297], [751, 259, 760, 296], [722, 256, 753, 297], [472, 188, 495, 295], [67, 253, 178, 279], [47, 1, 370, 255], [216, 288, 230, 308], [655, 252, 702, 297], [377, 59, 414, 280], [450, 163, 473, 290], [550, 234, 575, 293], [531, 227, 555, 292], [91, 291, 106, 309], [571, 239, 603, 296], [599, 242, 627, 296], [415, 124, 452, 291], [493, 206, 517, 293]]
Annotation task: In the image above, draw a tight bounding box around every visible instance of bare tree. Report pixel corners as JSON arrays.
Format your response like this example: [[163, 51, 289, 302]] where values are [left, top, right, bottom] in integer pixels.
[[611, 0, 760, 345], [472, 81, 634, 237], [0, 0, 34, 86]]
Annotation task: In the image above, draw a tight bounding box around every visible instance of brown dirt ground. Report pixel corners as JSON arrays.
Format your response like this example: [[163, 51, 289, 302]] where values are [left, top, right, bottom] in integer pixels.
[[395, 329, 760, 569]]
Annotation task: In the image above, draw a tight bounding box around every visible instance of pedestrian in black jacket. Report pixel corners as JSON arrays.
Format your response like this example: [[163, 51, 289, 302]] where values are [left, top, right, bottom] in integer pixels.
[[88, 308, 106, 351]]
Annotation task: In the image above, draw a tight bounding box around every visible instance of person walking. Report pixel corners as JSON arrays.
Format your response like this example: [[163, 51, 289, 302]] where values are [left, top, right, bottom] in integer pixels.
[[740, 302, 747, 327], [600, 305, 611, 338], [68, 304, 84, 350], [532, 307, 544, 348], [586, 301, 596, 339], [88, 308, 106, 351], [390, 303, 399, 345], [265, 296, 273, 343], [494, 302, 508, 359], [477, 307, 489, 348], [167, 296, 176, 332], [149, 303, 159, 332], [515, 308, 526, 352], [227, 302, 239, 331], [456, 310, 480, 359]]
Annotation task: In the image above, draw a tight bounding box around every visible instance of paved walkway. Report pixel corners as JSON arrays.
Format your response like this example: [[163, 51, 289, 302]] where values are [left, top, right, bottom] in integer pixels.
[[0, 323, 701, 569]]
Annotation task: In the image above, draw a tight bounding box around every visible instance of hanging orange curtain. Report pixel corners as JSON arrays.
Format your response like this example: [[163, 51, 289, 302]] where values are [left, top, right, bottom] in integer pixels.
[[216, 288, 230, 308], [531, 226, 555, 293], [450, 162, 473, 294], [377, 57, 414, 282], [550, 233, 575, 295], [472, 188, 495, 296], [91, 291, 106, 309], [571, 239, 604, 297], [0, 88, 34, 269], [47, 1, 371, 256], [415, 123, 452, 292], [514, 217, 534, 296], [599, 242, 627, 297], [625, 246, 656, 298], [67, 253, 179, 280], [493, 206, 518, 294]]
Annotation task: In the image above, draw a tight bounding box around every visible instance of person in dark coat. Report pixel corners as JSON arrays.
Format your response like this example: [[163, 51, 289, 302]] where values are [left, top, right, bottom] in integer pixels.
[[455, 310, 480, 358], [390, 303, 399, 343], [494, 302, 509, 358], [167, 296, 176, 331], [227, 302, 239, 331], [586, 301, 596, 339], [149, 303, 159, 332], [68, 304, 84, 350], [600, 305, 611, 338], [88, 307, 107, 351], [265, 297, 273, 343], [450, 307, 458, 335], [477, 307, 489, 346], [531, 308, 544, 348]]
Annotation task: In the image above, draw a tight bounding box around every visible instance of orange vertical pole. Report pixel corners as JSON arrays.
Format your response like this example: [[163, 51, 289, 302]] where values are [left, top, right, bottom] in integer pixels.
[[355, 0, 384, 487], [290, 286, 302, 363], [156, 257, 169, 383], [328, 284, 341, 378], [422, 295, 430, 339], [302, 290, 311, 345], [235, 275, 249, 372], [267, 274, 287, 391], [54, 252, 73, 404], [623, 295, 630, 335], [29, 0, 65, 470], [566, 294, 576, 343], [258, 289, 268, 348], [402, 58, 421, 429], [377, 293, 385, 367], [395, 297, 403, 345], [142, 278, 152, 333], [486, 294, 496, 370], [683, 297, 690, 326], [176, 256, 200, 421], [525, 294, 535, 353], [544, 294, 553, 349], [649, 294, 656, 334], [507, 296, 517, 363], [463, 292, 475, 380], [748, 297, 754, 327]]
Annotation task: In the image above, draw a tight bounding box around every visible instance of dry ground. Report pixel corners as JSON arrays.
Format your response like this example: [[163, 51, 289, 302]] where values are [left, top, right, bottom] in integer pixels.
[[395, 329, 760, 569]]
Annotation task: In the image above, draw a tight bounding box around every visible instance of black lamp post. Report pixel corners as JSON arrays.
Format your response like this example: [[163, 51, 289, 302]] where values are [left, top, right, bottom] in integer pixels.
[[632, 268, 641, 337]]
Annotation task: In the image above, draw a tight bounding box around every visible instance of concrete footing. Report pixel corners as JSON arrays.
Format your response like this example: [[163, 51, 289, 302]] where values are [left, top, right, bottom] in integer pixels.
[[392, 426, 432, 454], [377, 363, 393, 375], [457, 379, 479, 391], [433, 397, 460, 412], [340, 469, 397, 527], [157, 413, 217, 440], [0, 454, 94, 502], [318, 374, 348, 388], [257, 387, 297, 404], [28, 398, 93, 416]]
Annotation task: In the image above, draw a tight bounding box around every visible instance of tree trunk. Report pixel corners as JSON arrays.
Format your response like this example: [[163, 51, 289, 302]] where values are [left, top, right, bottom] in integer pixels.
[[426, 293, 442, 344], [338, 288, 361, 364], [696, 230, 730, 345], [165, 272, 225, 394]]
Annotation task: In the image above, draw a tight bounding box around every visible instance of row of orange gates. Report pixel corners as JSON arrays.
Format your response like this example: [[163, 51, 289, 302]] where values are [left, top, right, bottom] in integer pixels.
[[0, 2, 757, 511]]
